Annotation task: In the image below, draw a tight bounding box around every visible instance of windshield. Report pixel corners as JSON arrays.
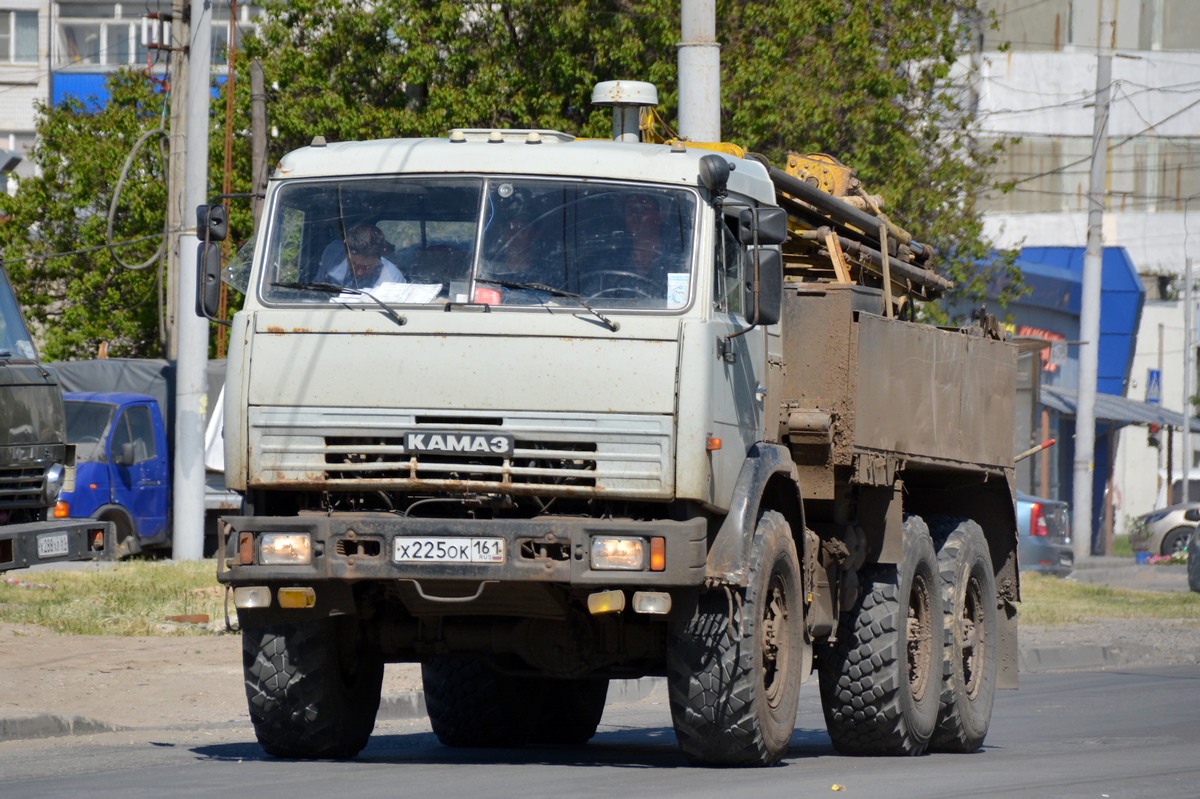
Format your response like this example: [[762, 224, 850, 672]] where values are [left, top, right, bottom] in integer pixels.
[[0, 270, 37, 360], [64, 400, 115, 463], [261, 176, 697, 311]]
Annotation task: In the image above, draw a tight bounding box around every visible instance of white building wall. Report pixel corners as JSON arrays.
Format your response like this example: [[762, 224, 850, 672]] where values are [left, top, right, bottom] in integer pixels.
[[1115, 299, 1193, 526]]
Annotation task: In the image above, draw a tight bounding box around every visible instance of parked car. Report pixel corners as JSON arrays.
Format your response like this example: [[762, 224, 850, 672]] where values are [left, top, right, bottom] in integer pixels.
[[1131, 502, 1200, 556], [1188, 529, 1199, 593], [1015, 491, 1074, 576]]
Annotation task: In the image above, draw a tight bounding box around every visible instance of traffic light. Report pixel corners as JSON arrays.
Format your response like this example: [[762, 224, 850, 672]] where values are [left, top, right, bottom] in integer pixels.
[[1148, 423, 1161, 448]]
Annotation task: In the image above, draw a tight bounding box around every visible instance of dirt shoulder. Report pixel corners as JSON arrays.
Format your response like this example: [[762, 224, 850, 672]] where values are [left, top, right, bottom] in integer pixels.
[[0, 622, 422, 732], [3, 614, 1198, 735]]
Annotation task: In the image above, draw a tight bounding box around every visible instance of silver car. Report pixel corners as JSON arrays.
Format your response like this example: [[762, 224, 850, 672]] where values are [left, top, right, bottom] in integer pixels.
[[1132, 502, 1200, 556]]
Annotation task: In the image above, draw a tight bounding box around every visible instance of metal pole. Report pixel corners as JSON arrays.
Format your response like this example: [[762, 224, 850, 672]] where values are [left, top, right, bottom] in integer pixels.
[[677, 0, 719, 142], [1184, 257, 1193, 500], [1072, 0, 1113, 561], [173, 0, 213, 561], [250, 60, 267, 228], [165, 0, 188, 358]]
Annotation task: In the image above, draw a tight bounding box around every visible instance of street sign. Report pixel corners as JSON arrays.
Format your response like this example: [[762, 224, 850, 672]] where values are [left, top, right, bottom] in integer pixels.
[[1146, 367, 1161, 405]]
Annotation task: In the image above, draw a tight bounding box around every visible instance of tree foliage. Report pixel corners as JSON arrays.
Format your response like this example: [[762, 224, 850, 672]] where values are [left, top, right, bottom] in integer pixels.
[[2, 0, 1016, 358], [0, 72, 167, 360]]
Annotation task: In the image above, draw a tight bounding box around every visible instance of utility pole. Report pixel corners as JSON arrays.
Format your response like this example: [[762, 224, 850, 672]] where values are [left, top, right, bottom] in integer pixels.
[[165, 0, 188, 358], [677, 0, 719, 142], [1184, 257, 1194, 499], [1072, 0, 1114, 561], [250, 60, 268, 228], [173, 0, 214, 561]]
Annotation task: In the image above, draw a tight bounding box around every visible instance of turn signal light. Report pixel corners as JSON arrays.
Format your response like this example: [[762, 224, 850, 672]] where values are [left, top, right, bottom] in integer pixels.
[[650, 536, 666, 571], [53, 501, 69, 519], [277, 586, 317, 609]]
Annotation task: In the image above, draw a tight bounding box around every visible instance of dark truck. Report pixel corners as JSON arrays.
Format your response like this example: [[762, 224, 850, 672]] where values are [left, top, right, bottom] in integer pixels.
[[0, 267, 111, 572]]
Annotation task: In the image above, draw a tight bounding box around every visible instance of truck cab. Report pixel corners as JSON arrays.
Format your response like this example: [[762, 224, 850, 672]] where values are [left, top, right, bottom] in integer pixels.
[[0, 267, 111, 571], [58, 392, 170, 553]]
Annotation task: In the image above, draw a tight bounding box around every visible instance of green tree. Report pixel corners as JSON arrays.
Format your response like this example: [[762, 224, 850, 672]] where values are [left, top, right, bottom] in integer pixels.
[[2, 0, 1015, 358], [233, 0, 1017, 310], [0, 71, 168, 360]]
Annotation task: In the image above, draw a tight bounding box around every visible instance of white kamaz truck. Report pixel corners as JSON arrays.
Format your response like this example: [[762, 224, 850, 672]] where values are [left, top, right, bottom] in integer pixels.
[[200, 81, 1019, 767]]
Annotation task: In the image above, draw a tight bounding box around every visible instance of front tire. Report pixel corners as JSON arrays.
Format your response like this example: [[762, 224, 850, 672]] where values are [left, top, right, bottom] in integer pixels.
[[929, 518, 997, 753], [819, 515, 942, 756], [242, 618, 383, 759], [1161, 527, 1192, 556], [667, 510, 804, 766]]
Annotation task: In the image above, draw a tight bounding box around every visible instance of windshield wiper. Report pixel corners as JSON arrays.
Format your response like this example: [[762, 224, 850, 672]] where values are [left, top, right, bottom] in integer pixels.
[[475, 279, 619, 332], [271, 281, 407, 327]]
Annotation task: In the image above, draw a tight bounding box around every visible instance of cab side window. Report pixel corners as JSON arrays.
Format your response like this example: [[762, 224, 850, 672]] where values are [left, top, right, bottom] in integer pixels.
[[112, 406, 156, 463], [713, 213, 744, 315]]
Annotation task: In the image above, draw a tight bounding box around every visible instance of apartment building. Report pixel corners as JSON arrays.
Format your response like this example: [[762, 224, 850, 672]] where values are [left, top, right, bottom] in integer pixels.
[[976, 1, 1200, 528], [0, 1, 255, 179]]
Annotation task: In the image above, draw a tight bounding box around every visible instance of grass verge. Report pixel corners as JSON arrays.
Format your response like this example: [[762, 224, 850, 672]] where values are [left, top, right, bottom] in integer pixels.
[[1020, 571, 1200, 626], [2, 560, 1198, 636], [0, 560, 228, 636]]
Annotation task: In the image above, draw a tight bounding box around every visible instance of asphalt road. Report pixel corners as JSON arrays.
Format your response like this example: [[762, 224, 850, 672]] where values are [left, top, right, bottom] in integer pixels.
[[1, 665, 1197, 798]]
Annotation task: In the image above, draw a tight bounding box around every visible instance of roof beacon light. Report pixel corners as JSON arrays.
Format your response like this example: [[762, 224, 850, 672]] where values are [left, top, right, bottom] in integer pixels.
[[591, 81, 658, 143]]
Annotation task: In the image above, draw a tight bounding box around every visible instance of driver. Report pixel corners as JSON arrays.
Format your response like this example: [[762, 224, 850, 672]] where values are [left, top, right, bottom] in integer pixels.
[[321, 224, 405, 289]]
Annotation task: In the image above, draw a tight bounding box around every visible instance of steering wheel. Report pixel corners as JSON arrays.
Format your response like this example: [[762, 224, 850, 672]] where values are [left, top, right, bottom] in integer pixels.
[[581, 270, 658, 300]]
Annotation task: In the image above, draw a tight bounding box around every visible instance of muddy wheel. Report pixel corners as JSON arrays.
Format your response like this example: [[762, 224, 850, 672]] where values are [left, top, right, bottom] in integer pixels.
[[422, 656, 527, 747], [667, 509, 804, 766], [929, 517, 997, 753], [819, 515, 942, 756], [527, 677, 609, 745], [242, 618, 383, 759]]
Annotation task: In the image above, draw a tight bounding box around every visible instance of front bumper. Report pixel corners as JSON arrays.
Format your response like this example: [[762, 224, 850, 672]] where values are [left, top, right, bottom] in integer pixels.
[[217, 513, 709, 588], [0, 518, 113, 572]]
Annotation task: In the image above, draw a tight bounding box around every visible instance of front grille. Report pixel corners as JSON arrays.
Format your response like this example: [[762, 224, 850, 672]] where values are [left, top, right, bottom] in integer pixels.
[[324, 437, 598, 488], [250, 407, 673, 498], [0, 466, 45, 507]]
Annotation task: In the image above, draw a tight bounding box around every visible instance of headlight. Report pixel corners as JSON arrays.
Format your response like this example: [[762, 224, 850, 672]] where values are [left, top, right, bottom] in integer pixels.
[[260, 532, 313, 565], [43, 463, 66, 504], [591, 536, 646, 570]]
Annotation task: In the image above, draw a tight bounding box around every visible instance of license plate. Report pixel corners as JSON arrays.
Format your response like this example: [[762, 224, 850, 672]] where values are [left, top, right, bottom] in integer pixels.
[[36, 532, 70, 558], [393, 537, 505, 564]]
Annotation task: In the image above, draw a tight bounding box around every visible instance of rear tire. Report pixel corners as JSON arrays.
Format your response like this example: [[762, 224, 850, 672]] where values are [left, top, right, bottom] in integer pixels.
[[242, 618, 383, 759], [929, 517, 997, 753], [422, 657, 609, 747], [819, 515, 942, 756], [667, 510, 804, 766]]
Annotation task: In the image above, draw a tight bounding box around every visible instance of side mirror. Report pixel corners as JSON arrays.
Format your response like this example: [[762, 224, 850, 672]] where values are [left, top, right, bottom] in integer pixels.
[[197, 203, 228, 242], [738, 207, 789, 246], [196, 242, 223, 320], [115, 442, 135, 467], [743, 248, 782, 327]]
